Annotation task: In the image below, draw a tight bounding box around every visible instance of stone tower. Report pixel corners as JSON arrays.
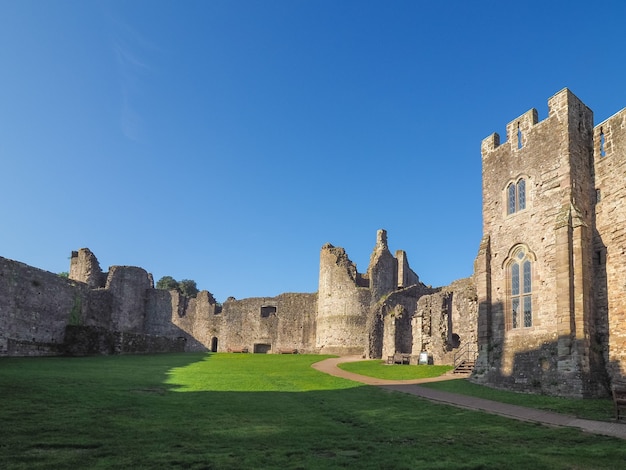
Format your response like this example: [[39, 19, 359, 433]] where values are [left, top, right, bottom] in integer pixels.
[[474, 88, 607, 397], [69, 248, 106, 288], [315, 242, 370, 355]]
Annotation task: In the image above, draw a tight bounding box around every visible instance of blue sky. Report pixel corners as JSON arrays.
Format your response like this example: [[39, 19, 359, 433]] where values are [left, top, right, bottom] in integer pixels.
[[2, 1, 626, 302]]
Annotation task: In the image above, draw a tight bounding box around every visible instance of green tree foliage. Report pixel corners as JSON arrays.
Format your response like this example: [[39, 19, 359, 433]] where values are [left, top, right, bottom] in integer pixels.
[[58, 272, 69, 278], [178, 279, 199, 298], [156, 276, 179, 291], [156, 276, 199, 298]]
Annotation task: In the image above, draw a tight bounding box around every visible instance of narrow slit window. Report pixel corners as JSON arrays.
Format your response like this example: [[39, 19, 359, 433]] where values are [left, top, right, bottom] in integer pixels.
[[600, 129, 606, 157], [517, 123, 523, 149]]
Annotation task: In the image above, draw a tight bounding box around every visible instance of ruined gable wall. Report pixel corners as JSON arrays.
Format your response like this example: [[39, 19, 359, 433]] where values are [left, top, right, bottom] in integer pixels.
[[413, 277, 477, 365], [0, 255, 90, 356], [593, 108, 626, 381], [396, 250, 419, 288], [375, 283, 436, 359], [368, 230, 397, 301]]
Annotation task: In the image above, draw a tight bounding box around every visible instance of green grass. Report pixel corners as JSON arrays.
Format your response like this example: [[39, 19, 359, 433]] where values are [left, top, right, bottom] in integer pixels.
[[338, 359, 453, 379], [421, 379, 616, 422], [0, 353, 625, 469], [337, 360, 614, 422]]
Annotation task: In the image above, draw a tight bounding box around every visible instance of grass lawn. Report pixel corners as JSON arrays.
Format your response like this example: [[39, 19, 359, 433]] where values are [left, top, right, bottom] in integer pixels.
[[337, 359, 615, 422], [338, 359, 453, 380], [421, 379, 616, 422], [0, 353, 624, 469]]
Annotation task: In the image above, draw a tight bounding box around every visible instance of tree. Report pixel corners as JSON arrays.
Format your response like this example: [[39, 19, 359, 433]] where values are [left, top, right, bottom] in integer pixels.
[[156, 276, 199, 298], [178, 279, 199, 298], [156, 276, 179, 291]]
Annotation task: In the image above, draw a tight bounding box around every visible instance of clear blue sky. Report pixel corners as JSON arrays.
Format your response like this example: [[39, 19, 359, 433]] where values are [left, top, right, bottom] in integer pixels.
[[2, 1, 626, 302]]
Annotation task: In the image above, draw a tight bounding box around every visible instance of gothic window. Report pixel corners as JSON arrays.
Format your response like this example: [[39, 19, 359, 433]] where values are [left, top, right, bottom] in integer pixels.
[[506, 178, 527, 215], [508, 246, 533, 329], [507, 183, 516, 214]]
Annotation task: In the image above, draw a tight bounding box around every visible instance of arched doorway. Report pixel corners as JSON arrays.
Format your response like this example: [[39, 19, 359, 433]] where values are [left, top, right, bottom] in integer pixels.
[[211, 337, 218, 353]]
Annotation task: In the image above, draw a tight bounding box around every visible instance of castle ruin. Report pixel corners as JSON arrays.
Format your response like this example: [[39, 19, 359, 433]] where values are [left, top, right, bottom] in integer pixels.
[[0, 230, 477, 366], [3, 88, 626, 398]]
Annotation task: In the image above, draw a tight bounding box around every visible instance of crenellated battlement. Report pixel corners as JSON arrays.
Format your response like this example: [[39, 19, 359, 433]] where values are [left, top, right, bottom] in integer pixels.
[[481, 88, 592, 158]]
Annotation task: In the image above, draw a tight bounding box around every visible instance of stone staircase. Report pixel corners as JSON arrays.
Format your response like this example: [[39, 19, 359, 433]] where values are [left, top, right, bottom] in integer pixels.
[[452, 359, 475, 374], [452, 343, 478, 375]]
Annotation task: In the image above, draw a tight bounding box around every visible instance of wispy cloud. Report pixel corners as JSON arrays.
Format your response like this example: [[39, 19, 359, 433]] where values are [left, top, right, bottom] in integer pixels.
[[108, 16, 156, 142]]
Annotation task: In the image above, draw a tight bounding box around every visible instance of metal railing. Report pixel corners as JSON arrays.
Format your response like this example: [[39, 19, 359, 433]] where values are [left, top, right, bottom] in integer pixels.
[[453, 342, 478, 369]]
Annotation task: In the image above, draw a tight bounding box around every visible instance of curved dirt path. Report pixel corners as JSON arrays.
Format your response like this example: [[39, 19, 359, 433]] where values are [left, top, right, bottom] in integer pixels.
[[312, 356, 626, 440], [311, 355, 466, 385]]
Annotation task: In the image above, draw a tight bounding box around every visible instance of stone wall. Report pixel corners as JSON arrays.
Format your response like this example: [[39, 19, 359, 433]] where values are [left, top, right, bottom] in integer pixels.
[[0, 254, 193, 356], [199, 293, 318, 354], [69, 248, 106, 288], [474, 89, 612, 397], [0, 255, 90, 356], [64, 325, 187, 355], [593, 107, 626, 382], [316, 242, 371, 355], [413, 277, 477, 365]]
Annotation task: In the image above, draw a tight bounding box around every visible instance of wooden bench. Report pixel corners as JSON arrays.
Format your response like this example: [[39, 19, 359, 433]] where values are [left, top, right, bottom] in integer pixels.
[[387, 353, 411, 365], [278, 348, 298, 354], [612, 382, 626, 421], [227, 347, 249, 353]]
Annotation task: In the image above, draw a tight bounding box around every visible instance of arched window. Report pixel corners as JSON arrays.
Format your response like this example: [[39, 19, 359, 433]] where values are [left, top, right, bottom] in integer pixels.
[[506, 178, 527, 215], [508, 246, 533, 329]]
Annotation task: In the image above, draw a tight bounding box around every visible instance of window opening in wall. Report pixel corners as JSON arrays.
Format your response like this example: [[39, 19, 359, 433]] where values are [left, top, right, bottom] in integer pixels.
[[518, 179, 526, 210], [260, 305, 277, 318], [595, 250, 605, 266], [600, 129, 606, 157], [506, 178, 527, 215], [507, 183, 516, 215], [253, 343, 272, 354], [517, 123, 523, 149], [509, 247, 532, 329]]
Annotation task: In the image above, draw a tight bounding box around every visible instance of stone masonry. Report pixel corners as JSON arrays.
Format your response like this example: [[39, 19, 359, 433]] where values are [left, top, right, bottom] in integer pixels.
[[474, 88, 626, 397], [6, 87, 625, 399], [0, 231, 478, 365]]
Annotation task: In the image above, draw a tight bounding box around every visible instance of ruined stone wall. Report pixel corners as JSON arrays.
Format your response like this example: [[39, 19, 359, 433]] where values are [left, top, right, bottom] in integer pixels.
[[316, 243, 370, 355], [413, 278, 477, 365], [63, 326, 186, 355], [205, 293, 317, 353], [368, 230, 397, 301], [0, 255, 90, 356], [593, 108, 626, 382], [69, 248, 106, 288], [396, 250, 419, 288], [0, 252, 196, 357], [105, 266, 153, 333], [475, 89, 603, 397]]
